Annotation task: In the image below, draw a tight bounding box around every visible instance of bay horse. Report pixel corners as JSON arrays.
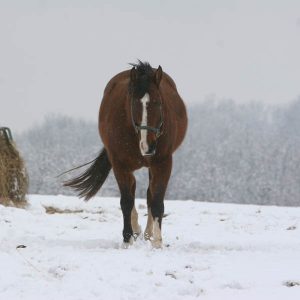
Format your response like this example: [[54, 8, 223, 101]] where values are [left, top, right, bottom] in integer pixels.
[[65, 61, 187, 248]]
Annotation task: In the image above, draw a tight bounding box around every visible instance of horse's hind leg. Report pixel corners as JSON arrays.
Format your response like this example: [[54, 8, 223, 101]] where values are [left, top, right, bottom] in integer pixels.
[[144, 171, 154, 241], [131, 206, 142, 239], [130, 179, 142, 238]]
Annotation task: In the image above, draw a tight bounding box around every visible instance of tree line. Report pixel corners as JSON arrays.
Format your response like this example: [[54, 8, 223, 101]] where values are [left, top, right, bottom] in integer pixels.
[[16, 98, 300, 206]]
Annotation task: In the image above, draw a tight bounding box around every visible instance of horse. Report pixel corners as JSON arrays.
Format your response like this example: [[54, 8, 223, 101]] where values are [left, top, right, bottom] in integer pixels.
[[64, 61, 187, 248]]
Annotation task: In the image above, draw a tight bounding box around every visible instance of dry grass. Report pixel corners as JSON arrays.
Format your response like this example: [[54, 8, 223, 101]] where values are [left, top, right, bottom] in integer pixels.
[[0, 129, 28, 208], [44, 206, 84, 214], [43, 205, 103, 215]]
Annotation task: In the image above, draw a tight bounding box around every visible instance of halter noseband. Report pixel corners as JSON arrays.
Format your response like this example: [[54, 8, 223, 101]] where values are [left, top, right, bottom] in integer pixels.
[[131, 97, 164, 138]]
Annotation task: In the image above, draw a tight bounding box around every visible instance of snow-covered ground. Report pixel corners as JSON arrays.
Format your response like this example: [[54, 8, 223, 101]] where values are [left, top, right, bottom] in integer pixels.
[[1, 195, 300, 300]]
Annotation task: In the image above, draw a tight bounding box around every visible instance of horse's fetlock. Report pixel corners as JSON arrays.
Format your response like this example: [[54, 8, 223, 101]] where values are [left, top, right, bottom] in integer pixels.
[[123, 230, 133, 243]]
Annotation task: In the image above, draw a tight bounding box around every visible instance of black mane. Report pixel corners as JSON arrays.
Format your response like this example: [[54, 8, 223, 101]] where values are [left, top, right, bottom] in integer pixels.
[[129, 60, 154, 98]]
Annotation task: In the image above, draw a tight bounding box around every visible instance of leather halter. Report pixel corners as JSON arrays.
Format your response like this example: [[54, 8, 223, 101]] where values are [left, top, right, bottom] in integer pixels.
[[131, 97, 163, 138]]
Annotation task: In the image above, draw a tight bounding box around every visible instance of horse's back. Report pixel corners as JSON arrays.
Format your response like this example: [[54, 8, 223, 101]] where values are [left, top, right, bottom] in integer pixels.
[[103, 70, 131, 96], [103, 69, 178, 96], [100, 70, 131, 122], [99, 71, 130, 144], [159, 73, 187, 152]]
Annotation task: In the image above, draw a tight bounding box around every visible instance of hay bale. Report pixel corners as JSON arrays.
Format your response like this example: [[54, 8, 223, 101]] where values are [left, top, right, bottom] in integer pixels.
[[0, 127, 28, 207]]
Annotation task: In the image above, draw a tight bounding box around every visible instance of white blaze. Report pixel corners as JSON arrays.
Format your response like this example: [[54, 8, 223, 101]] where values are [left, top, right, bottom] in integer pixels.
[[140, 93, 150, 155]]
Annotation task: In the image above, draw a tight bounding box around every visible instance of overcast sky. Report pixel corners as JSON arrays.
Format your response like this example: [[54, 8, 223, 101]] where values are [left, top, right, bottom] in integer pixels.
[[1, 0, 300, 133]]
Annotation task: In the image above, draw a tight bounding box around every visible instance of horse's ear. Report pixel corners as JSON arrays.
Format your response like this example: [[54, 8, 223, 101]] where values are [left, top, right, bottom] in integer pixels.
[[130, 67, 137, 82], [155, 65, 163, 86]]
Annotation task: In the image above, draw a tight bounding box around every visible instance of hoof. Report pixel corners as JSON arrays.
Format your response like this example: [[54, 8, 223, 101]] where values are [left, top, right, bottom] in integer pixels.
[[151, 239, 163, 249], [121, 242, 130, 249], [144, 232, 152, 241], [121, 236, 134, 249], [133, 232, 141, 241]]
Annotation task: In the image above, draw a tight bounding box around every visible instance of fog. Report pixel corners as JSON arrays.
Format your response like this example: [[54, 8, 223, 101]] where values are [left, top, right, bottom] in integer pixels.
[[16, 98, 300, 206], [1, 0, 300, 132]]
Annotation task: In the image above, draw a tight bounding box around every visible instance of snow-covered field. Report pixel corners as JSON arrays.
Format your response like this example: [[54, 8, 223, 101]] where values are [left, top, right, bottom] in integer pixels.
[[1, 195, 300, 300]]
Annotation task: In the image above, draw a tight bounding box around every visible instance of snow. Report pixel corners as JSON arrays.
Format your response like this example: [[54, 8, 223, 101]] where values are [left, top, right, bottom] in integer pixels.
[[1, 195, 300, 300]]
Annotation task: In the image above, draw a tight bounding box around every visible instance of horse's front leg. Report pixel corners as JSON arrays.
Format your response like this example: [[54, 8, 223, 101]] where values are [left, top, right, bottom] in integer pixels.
[[113, 166, 136, 246], [147, 156, 172, 248]]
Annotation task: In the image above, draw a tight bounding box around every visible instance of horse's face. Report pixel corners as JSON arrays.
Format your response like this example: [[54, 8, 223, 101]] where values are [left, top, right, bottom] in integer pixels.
[[131, 67, 163, 156]]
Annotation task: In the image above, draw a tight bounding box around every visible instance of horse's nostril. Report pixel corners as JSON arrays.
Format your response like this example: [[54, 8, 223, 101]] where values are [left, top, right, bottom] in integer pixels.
[[148, 143, 156, 153], [140, 141, 156, 156], [144, 143, 156, 156], [143, 150, 156, 157]]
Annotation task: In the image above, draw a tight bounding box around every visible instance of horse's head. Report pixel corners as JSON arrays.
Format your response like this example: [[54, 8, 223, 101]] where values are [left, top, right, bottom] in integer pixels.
[[129, 62, 163, 157]]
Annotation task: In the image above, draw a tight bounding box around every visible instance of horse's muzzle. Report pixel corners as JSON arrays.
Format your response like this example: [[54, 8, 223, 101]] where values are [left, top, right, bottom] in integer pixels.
[[145, 142, 157, 156], [140, 141, 156, 156], [143, 150, 156, 157]]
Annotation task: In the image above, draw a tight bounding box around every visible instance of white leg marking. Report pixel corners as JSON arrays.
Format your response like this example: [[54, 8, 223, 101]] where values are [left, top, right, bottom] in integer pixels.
[[144, 207, 153, 240], [131, 206, 141, 237], [152, 217, 163, 249], [139, 93, 150, 155]]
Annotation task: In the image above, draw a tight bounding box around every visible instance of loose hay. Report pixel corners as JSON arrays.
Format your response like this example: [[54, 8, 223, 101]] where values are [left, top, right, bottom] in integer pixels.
[[43, 205, 103, 215], [0, 128, 28, 207], [44, 206, 84, 214]]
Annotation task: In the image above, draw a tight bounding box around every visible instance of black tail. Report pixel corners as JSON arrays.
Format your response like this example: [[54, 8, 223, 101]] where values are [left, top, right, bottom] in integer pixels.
[[63, 148, 112, 200]]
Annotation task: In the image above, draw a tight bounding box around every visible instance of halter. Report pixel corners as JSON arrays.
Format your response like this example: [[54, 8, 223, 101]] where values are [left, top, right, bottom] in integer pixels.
[[131, 97, 164, 138]]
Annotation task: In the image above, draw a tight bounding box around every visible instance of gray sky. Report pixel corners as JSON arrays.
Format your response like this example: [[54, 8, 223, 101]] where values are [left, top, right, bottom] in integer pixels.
[[1, 0, 300, 133]]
